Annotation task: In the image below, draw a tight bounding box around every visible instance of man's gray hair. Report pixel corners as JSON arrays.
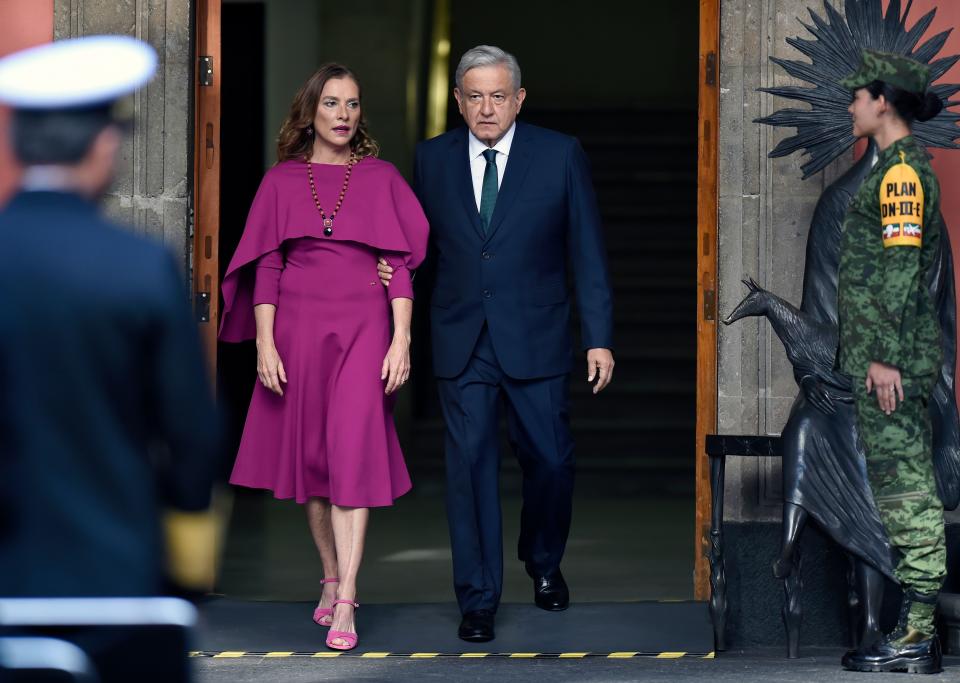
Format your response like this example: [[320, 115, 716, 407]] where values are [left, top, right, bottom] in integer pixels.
[[455, 45, 522, 92]]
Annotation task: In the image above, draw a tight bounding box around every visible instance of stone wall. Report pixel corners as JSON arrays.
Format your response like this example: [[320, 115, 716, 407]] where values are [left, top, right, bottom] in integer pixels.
[[717, 0, 853, 521], [54, 0, 193, 270]]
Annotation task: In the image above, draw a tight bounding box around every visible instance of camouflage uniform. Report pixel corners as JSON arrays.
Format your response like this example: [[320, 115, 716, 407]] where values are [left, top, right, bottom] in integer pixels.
[[837, 131, 946, 634]]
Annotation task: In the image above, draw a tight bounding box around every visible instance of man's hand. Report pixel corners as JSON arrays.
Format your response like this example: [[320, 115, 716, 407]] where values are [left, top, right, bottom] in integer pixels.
[[377, 257, 394, 287], [865, 361, 903, 415], [587, 348, 615, 394]]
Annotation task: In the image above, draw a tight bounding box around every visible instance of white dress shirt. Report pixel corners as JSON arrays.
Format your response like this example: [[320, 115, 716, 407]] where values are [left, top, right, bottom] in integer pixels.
[[468, 122, 515, 212]]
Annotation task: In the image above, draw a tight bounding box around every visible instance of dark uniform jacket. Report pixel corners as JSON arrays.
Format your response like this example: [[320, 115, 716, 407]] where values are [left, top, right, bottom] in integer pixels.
[[0, 190, 218, 597], [838, 136, 942, 393]]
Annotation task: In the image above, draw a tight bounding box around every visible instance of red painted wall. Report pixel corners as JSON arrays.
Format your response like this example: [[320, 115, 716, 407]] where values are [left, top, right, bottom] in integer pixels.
[[0, 1, 53, 205], [908, 2, 960, 248], [910, 1, 960, 402], [866, 1, 960, 397]]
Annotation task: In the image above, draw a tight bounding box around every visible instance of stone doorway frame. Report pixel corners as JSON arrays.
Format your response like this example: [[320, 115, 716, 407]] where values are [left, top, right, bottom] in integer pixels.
[[190, 0, 722, 600]]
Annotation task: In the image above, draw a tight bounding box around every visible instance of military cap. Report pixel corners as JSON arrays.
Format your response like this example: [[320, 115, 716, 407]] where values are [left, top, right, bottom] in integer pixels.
[[839, 48, 931, 94], [0, 35, 156, 115]]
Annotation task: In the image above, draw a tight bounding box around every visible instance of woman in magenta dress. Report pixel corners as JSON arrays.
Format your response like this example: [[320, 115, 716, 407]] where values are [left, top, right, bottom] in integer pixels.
[[219, 64, 428, 650]]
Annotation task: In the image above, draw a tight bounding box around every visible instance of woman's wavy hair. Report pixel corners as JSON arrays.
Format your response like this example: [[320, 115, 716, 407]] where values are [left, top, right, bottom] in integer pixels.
[[276, 63, 380, 162]]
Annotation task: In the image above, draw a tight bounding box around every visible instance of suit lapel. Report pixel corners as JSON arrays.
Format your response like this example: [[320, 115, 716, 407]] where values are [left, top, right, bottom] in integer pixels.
[[451, 128, 485, 240], [484, 122, 533, 242]]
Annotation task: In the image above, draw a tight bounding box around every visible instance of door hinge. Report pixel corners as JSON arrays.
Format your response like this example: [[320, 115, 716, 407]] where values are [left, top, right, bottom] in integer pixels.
[[703, 288, 716, 321], [705, 52, 716, 87], [199, 56, 214, 86], [195, 291, 210, 323]]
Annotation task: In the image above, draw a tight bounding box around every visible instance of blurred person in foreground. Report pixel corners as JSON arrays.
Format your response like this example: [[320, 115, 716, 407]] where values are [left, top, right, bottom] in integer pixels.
[[0, 36, 219, 599]]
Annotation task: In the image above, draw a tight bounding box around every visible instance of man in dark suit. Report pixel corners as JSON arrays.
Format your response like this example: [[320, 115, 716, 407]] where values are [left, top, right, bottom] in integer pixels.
[[0, 36, 219, 598], [381, 45, 614, 642]]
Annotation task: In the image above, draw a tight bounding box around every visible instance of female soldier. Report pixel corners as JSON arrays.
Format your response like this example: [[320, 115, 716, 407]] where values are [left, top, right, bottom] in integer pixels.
[[837, 49, 946, 674]]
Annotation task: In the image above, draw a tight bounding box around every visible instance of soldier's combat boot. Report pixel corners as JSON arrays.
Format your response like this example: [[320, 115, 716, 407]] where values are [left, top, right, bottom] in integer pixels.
[[842, 590, 942, 674]]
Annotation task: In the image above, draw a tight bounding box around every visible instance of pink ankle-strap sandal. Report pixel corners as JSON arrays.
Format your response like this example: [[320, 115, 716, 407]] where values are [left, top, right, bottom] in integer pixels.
[[325, 599, 360, 651], [311, 577, 340, 627]]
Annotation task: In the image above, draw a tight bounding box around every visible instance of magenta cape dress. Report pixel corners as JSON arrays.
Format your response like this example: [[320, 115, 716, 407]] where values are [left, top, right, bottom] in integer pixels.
[[219, 157, 428, 506]]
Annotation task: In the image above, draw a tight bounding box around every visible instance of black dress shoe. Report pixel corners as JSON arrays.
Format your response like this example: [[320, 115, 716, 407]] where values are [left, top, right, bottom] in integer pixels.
[[841, 630, 942, 674], [529, 567, 569, 611], [458, 609, 495, 642]]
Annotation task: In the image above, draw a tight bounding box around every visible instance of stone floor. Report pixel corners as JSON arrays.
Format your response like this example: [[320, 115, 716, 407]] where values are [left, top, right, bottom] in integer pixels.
[[215, 465, 696, 605], [193, 649, 960, 682], [200, 467, 960, 680]]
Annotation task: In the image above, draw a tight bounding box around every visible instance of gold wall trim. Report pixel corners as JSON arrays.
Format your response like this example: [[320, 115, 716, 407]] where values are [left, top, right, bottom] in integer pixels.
[[425, 0, 451, 140]]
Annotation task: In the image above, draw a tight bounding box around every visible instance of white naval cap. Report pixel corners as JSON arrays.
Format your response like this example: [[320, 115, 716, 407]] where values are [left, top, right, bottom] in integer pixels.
[[0, 35, 156, 109]]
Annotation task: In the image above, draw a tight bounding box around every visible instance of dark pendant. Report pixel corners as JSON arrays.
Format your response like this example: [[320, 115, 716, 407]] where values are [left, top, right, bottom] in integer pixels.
[[323, 226, 333, 237]]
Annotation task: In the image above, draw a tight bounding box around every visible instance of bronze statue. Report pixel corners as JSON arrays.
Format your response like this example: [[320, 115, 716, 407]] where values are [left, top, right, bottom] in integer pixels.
[[723, 0, 960, 656]]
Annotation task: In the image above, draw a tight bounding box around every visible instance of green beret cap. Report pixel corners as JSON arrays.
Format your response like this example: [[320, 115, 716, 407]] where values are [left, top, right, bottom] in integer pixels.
[[839, 48, 931, 94]]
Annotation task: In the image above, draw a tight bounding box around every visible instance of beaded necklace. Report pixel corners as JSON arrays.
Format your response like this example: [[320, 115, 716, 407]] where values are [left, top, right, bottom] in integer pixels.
[[306, 152, 356, 236]]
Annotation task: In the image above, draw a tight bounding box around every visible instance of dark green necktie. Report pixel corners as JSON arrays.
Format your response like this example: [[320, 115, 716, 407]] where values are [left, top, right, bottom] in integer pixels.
[[479, 148, 498, 232]]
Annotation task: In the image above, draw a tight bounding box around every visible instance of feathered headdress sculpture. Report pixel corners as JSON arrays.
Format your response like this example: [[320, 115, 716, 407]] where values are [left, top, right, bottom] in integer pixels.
[[756, 0, 960, 179]]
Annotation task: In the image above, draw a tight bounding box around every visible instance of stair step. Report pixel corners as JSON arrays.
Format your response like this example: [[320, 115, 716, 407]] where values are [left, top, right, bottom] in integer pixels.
[[586, 140, 695, 150], [594, 170, 696, 185], [568, 377, 694, 396], [412, 420, 696, 456], [589, 158, 696, 176], [604, 220, 697, 237], [602, 206, 697, 221], [521, 108, 696, 134], [571, 395, 694, 422], [612, 309, 693, 325], [413, 418, 696, 446], [608, 344, 695, 362], [609, 268, 694, 281], [603, 222, 695, 238], [604, 245, 694, 261], [610, 329, 695, 345]]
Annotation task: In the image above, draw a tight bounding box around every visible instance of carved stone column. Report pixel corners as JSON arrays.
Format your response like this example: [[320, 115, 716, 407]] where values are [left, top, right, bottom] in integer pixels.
[[718, 0, 853, 522], [54, 0, 193, 269]]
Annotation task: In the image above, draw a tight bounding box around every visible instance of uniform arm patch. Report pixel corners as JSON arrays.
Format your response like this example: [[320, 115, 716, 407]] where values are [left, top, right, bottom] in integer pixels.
[[879, 152, 924, 248]]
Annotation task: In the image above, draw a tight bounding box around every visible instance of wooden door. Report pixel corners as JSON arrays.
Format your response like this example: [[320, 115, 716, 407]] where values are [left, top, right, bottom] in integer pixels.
[[193, 0, 222, 377], [694, 0, 719, 600]]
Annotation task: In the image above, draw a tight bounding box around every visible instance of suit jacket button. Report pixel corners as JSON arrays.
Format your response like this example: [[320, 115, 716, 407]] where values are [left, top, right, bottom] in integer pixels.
[[482, 251, 491, 260], [482, 289, 492, 299]]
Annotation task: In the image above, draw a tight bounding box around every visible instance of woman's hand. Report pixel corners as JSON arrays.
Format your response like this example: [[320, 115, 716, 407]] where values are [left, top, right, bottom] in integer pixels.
[[381, 332, 410, 395], [257, 339, 287, 396], [866, 361, 903, 415]]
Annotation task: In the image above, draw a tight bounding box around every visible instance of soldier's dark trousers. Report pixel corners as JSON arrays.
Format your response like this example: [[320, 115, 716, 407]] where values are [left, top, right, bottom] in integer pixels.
[[854, 389, 946, 634]]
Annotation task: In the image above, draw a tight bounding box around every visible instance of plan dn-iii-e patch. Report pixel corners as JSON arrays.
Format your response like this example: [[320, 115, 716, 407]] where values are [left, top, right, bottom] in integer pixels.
[[880, 151, 924, 249]]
